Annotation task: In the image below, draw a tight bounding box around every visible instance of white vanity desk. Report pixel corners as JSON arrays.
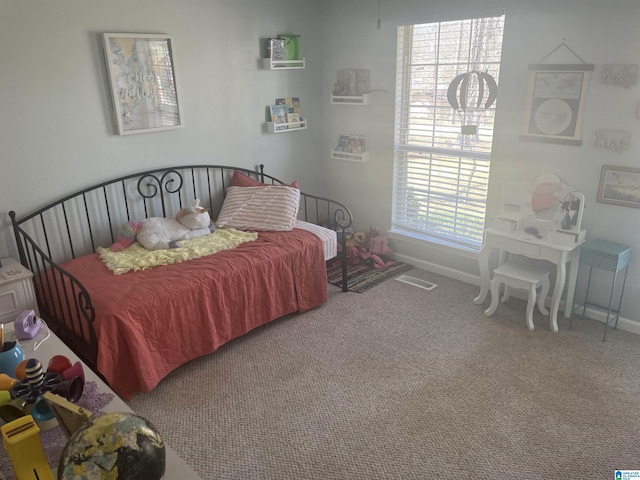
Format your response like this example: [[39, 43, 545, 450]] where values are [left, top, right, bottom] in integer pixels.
[[473, 227, 585, 332], [475, 174, 586, 332], [1, 322, 202, 479]]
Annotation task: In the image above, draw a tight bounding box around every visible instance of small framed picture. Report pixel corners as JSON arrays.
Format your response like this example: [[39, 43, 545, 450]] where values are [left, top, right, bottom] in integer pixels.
[[269, 38, 286, 61], [103, 33, 182, 135], [597, 165, 640, 208], [286, 112, 301, 128]]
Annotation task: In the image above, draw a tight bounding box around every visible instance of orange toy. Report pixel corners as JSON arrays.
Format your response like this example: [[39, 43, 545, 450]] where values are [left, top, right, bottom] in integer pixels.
[[14, 360, 28, 381], [0, 373, 18, 390]]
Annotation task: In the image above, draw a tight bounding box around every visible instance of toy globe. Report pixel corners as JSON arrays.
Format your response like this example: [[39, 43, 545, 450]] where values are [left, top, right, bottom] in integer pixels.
[[58, 412, 165, 480]]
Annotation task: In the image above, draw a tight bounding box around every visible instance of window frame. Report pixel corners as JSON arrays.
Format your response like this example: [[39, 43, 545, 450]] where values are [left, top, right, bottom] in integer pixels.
[[391, 15, 505, 251]]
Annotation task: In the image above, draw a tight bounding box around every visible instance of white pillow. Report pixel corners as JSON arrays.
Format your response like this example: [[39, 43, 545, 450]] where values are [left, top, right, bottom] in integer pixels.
[[216, 186, 300, 231]]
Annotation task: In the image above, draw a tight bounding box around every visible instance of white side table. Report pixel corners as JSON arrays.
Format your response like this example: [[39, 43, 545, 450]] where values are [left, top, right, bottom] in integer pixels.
[[0, 258, 38, 324]]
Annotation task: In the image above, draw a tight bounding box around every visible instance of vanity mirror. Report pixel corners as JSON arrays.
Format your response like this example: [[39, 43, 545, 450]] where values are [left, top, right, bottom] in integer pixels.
[[494, 173, 585, 240]]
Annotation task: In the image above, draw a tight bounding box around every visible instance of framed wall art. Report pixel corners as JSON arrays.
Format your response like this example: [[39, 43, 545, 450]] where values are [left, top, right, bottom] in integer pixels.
[[103, 33, 182, 135], [520, 64, 594, 146], [597, 165, 640, 209]]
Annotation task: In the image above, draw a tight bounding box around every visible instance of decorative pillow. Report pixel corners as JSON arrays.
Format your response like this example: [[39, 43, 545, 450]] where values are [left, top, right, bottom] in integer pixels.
[[216, 186, 300, 231], [231, 170, 299, 189]]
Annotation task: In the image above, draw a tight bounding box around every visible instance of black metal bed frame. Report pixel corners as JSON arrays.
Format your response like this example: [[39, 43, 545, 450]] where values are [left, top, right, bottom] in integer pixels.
[[9, 164, 352, 372]]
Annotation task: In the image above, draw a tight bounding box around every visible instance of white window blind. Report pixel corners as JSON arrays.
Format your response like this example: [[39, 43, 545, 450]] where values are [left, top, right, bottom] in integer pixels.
[[392, 15, 505, 250]]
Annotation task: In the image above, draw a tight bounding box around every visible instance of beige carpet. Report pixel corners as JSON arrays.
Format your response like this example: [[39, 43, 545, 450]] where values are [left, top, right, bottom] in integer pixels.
[[127, 268, 640, 479]]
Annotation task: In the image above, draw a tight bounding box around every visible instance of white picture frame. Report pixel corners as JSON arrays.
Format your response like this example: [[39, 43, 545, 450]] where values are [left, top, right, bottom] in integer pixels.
[[103, 33, 182, 135]]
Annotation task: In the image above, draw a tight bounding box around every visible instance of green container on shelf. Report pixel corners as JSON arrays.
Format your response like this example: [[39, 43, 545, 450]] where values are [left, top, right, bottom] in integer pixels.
[[281, 34, 301, 60]]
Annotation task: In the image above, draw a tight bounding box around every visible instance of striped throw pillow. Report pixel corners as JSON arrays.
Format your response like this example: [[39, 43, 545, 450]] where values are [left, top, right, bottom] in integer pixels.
[[216, 186, 300, 231]]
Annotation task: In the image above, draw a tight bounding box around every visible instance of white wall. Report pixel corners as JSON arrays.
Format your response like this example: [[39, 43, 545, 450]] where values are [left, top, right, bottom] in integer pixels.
[[0, 0, 327, 254], [1, 0, 639, 323], [322, 0, 640, 324]]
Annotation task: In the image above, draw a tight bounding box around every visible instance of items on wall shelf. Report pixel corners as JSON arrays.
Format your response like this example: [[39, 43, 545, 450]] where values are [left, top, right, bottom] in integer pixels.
[[263, 35, 304, 69], [332, 133, 368, 162], [330, 71, 372, 159], [267, 98, 305, 133], [332, 69, 370, 96]]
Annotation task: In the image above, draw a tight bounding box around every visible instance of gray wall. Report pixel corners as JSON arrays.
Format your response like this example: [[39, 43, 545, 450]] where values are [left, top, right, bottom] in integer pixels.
[[0, 0, 328, 249], [1, 0, 639, 326], [322, 0, 640, 327]]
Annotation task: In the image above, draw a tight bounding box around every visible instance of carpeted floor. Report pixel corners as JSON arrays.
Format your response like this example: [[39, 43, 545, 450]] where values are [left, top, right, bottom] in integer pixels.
[[127, 268, 640, 479]]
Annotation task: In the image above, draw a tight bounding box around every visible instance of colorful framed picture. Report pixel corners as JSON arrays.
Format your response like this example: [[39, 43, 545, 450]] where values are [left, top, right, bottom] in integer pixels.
[[520, 64, 594, 146], [103, 33, 182, 135], [597, 165, 640, 209]]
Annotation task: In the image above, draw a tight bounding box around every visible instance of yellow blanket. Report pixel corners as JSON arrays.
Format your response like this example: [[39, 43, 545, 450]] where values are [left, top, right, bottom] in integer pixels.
[[97, 228, 258, 275]]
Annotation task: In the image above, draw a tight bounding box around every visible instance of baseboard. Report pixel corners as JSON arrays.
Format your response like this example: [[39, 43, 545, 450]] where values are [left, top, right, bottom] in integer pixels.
[[570, 305, 640, 336], [394, 253, 481, 286], [395, 252, 640, 336]]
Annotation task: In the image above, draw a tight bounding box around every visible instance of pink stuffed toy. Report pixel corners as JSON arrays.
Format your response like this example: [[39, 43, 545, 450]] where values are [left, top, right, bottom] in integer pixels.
[[111, 221, 143, 251], [348, 245, 360, 265], [348, 245, 393, 269], [369, 236, 394, 257]]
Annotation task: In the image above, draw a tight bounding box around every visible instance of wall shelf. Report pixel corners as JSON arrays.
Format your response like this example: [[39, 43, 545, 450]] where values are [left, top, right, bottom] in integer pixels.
[[267, 119, 307, 133], [331, 150, 369, 163], [262, 58, 305, 70], [330, 94, 370, 105]]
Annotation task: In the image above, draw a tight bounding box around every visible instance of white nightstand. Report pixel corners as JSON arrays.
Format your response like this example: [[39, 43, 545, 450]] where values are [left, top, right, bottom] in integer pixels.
[[0, 257, 38, 324]]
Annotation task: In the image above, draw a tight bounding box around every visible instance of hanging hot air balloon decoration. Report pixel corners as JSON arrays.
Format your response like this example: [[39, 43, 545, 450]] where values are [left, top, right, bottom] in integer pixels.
[[447, 70, 498, 135]]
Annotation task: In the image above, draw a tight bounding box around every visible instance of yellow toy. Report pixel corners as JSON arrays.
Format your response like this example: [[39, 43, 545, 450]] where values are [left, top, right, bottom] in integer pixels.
[[42, 391, 95, 438], [1, 415, 55, 480]]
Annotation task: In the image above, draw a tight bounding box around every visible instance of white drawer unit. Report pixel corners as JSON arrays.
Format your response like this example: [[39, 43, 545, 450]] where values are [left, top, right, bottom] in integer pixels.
[[0, 257, 38, 324]]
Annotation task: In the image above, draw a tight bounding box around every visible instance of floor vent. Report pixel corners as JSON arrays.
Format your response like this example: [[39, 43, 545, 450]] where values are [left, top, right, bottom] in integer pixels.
[[395, 275, 437, 291]]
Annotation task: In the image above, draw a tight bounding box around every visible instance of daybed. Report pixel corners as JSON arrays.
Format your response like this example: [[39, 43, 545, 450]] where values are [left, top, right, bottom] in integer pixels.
[[9, 165, 352, 399]]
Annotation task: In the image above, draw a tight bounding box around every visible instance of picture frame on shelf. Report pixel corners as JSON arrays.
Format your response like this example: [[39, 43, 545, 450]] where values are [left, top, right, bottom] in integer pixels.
[[269, 104, 289, 132], [348, 133, 368, 154], [355, 69, 370, 95], [333, 135, 350, 158], [597, 165, 640, 209], [275, 98, 302, 118], [335, 135, 350, 152], [519, 63, 594, 146], [286, 112, 301, 128], [292, 97, 301, 114], [335, 69, 357, 96], [333, 69, 370, 97], [103, 33, 182, 135], [268, 38, 286, 61]]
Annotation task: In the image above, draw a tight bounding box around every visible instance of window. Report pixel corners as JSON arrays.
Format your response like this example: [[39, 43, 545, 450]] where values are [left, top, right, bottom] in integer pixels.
[[392, 15, 505, 250]]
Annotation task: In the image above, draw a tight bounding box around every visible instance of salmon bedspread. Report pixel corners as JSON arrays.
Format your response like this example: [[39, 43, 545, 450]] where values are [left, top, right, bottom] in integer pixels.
[[57, 228, 328, 399]]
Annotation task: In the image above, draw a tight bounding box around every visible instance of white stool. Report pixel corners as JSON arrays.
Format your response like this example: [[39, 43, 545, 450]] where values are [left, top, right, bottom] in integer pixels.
[[484, 260, 551, 331]]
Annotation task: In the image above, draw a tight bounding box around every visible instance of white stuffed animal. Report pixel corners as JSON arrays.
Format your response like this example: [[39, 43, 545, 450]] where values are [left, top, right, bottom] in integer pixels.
[[136, 200, 215, 251]]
